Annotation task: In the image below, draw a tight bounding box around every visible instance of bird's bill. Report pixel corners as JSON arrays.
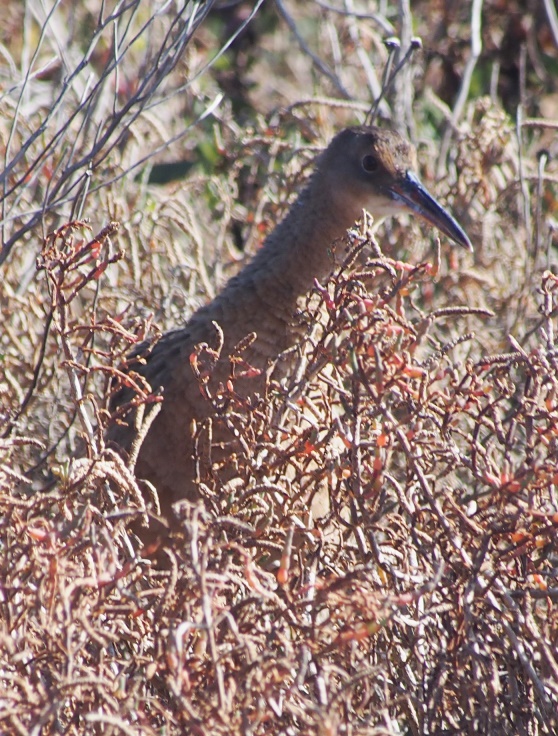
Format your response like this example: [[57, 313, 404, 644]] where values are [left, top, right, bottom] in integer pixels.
[[389, 171, 473, 251]]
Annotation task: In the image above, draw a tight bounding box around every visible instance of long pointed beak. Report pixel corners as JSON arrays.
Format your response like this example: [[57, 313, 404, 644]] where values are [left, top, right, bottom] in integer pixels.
[[389, 171, 473, 251]]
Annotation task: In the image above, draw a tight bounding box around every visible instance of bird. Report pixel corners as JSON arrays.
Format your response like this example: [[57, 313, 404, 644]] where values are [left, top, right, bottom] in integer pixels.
[[109, 125, 472, 522]]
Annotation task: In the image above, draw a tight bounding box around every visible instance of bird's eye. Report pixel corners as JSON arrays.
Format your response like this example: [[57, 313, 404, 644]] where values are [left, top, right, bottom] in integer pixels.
[[362, 154, 379, 173]]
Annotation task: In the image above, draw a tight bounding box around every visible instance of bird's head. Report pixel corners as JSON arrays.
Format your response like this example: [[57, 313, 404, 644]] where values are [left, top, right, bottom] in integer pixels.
[[317, 125, 472, 251]]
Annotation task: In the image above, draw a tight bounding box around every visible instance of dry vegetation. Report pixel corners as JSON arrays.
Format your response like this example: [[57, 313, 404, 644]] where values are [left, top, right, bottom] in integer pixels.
[[1, 1, 558, 734]]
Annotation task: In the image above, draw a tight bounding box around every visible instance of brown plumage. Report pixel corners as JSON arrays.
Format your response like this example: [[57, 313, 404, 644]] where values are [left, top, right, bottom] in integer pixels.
[[109, 126, 471, 519]]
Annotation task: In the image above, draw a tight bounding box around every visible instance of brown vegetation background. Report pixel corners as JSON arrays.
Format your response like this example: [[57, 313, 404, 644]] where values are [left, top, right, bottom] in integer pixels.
[[1, 1, 558, 734]]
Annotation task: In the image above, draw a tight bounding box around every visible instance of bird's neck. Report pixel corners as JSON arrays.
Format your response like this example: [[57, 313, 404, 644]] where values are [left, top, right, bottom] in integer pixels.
[[241, 177, 355, 302], [196, 175, 360, 362]]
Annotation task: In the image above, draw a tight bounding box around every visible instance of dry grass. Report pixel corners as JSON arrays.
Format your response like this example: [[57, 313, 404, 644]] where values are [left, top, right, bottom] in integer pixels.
[[1, 1, 558, 734]]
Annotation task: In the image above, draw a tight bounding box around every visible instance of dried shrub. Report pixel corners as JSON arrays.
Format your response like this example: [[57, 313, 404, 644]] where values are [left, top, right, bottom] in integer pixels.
[[3, 215, 558, 734]]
